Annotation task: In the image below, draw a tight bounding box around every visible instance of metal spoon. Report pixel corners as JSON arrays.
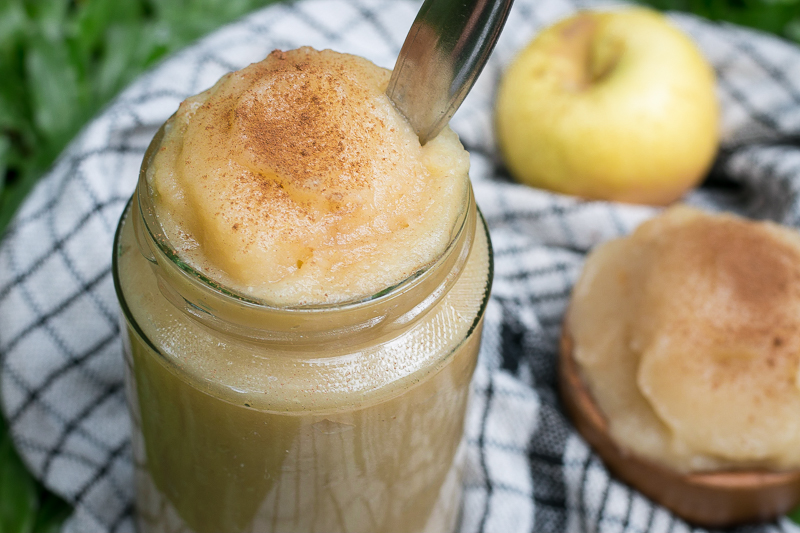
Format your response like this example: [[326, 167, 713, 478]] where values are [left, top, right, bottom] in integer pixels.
[[386, 0, 514, 145]]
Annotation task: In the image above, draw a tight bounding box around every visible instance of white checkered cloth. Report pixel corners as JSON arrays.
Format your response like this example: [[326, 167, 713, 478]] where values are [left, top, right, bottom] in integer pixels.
[[3, 0, 800, 531]]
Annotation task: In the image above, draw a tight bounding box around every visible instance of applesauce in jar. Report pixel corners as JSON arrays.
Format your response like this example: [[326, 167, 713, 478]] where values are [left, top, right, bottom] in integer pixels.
[[113, 48, 492, 533]]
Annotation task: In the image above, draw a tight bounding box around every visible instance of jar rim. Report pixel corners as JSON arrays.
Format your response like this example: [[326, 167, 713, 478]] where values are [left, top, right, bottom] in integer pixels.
[[124, 120, 480, 344], [136, 120, 472, 313]]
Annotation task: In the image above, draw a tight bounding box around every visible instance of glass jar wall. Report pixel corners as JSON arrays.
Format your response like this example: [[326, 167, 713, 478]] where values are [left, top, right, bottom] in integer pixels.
[[113, 128, 493, 533]]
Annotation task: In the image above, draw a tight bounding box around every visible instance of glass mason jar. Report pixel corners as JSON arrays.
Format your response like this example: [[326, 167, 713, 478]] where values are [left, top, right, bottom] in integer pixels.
[[113, 124, 493, 533]]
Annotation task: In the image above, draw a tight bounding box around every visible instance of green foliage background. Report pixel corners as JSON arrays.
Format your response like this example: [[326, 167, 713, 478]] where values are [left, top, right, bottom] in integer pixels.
[[2, 0, 800, 530]]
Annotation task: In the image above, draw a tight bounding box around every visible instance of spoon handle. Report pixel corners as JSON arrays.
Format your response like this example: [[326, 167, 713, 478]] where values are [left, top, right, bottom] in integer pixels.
[[387, 0, 514, 145]]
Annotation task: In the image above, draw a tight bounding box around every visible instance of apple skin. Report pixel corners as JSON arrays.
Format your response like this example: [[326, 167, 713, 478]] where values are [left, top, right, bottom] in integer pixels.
[[496, 8, 720, 205]]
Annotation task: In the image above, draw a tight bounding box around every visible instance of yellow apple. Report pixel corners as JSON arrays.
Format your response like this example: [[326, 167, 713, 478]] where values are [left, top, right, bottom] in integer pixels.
[[495, 8, 720, 205]]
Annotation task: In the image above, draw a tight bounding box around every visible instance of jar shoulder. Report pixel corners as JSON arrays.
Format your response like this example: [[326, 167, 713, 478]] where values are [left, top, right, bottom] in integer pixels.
[[115, 203, 491, 413]]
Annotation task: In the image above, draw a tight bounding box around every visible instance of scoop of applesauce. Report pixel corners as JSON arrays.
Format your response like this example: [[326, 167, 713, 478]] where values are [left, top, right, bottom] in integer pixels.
[[147, 47, 470, 306], [568, 206, 800, 473]]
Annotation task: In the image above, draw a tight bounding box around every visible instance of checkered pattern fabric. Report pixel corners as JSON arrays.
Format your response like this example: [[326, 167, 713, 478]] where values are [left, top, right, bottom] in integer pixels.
[[3, 0, 800, 531]]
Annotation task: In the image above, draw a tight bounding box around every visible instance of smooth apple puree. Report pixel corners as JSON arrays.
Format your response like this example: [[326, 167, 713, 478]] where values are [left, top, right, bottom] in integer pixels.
[[148, 47, 468, 306], [567, 206, 800, 473], [114, 47, 492, 533]]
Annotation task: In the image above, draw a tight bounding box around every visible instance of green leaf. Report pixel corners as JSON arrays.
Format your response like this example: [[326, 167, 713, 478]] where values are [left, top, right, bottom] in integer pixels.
[[0, 69, 29, 133], [0, 1, 28, 51], [785, 17, 800, 41], [25, 38, 82, 145], [0, 137, 10, 196], [0, 4, 31, 133], [30, 492, 71, 533], [789, 504, 800, 524], [0, 415, 37, 533], [96, 23, 148, 103], [0, 165, 44, 234], [70, 0, 146, 70], [23, 0, 68, 43], [72, 0, 118, 56]]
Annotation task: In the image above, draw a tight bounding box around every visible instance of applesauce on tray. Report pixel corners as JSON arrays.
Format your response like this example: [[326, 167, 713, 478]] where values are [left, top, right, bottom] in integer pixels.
[[562, 206, 800, 525], [113, 47, 492, 533]]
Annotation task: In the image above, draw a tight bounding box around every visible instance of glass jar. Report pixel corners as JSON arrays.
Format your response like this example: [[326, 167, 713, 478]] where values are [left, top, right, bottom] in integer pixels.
[[113, 124, 493, 533]]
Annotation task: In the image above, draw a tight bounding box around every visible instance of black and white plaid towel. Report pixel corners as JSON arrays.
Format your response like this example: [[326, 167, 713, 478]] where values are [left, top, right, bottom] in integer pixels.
[[3, 0, 800, 531]]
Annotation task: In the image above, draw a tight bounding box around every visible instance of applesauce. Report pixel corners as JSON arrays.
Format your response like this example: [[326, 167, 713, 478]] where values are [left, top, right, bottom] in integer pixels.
[[112, 48, 492, 533], [567, 206, 800, 473]]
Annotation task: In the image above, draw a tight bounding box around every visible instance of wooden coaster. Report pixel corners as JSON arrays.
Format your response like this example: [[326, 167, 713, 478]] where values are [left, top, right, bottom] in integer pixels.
[[559, 325, 800, 527]]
